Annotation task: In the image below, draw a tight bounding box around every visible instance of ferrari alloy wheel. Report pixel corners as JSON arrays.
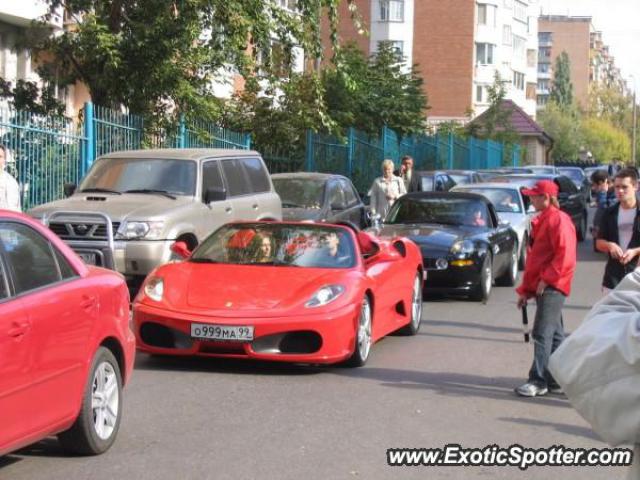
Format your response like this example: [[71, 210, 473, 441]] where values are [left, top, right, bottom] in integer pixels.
[[347, 296, 372, 367], [399, 273, 423, 335], [58, 347, 123, 455], [497, 245, 518, 287]]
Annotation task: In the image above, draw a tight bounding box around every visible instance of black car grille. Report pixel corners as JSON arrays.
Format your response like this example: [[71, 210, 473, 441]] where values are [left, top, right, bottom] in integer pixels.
[[48, 222, 120, 240]]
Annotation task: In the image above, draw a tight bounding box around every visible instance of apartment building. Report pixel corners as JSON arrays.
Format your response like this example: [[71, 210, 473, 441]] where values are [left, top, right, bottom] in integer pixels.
[[322, 0, 539, 123], [537, 15, 626, 110]]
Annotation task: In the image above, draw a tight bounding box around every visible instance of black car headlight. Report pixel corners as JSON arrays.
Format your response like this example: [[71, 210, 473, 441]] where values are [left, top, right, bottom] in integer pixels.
[[451, 240, 475, 255]]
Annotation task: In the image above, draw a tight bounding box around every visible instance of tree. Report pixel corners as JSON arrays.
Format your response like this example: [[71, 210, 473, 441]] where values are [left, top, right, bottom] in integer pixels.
[[582, 117, 631, 164], [322, 41, 429, 137], [0, 78, 66, 116], [538, 101, 583, 162], [28, 0, 360, 126], [550, 52, 574, 109]]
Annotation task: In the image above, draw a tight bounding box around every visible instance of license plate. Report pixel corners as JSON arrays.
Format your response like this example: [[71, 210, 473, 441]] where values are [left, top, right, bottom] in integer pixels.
[[78, 252, 97, 265], [190, 323, 254, 341]]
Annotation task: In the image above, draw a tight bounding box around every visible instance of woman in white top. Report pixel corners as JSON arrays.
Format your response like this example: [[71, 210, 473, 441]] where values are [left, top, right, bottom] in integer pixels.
[[369, 159, 406, 219], [0, 145, 21, 212]]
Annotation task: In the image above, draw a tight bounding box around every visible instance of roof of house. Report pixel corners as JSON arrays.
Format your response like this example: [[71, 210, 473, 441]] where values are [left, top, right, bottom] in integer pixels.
[[472, 100, 554, 146]]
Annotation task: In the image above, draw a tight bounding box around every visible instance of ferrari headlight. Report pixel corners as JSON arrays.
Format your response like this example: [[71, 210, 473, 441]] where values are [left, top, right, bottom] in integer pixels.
[[451, 240, 475, 255], [116, 221, 164, 240], [305, 285, 345, 308], [144, 277, 164, 302]]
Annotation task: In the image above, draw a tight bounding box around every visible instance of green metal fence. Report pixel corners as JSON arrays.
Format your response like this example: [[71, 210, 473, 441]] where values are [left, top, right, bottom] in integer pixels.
[[0, 107, 87, 210]]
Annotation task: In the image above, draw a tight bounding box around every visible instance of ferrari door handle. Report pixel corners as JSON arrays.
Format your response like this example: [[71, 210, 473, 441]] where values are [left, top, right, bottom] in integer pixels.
[[225, 207, 233, 213], [252, 204, 258, 210], [80, 294, 97, 310], [8, 321, 31, 338]]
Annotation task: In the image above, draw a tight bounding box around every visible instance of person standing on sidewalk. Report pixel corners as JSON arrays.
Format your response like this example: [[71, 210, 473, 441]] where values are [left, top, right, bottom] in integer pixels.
[[369, 159, 406, 220], [397, 155, 421, 193], [515, 180, 577, 397], [596, 168, 640, 292], [0, 145, 21, 212]]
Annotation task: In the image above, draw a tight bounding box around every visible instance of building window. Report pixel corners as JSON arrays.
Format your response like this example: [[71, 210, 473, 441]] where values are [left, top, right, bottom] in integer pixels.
[[527, 49, 537, 68], [476, 43, 495, 65], [513, 71, 525, 90], [538, 46, 551, 61], [380, 0, 404, 22], [513, 0, 527, 23], [476, 85, 484, 103], [537, 95, 549, 107], [477, 3, 497, 27], [526, 82, 537, 100], [537, 79, 551, 92], [503, 25, 512, 45], [538, 32, 553, 44], [381, 40, 404, 56], [538, 63, 550, 74], [513, 35, 526, 60]]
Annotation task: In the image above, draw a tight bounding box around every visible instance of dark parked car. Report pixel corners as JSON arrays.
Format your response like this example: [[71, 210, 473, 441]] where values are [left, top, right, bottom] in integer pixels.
[[415, 171, 457, 192], [443, 170, 483, 185], [271, 172, 367, 228], [557, 167, 591, 201], [373, 192, 518, 302], [476, 168, 533, 181], [487, 173, 589, 241]]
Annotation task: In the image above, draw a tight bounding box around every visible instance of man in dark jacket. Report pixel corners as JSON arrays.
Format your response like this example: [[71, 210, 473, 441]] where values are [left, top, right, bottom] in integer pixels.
[[398, 156, 421, 193], [596, 168, 640, 291], [515, 180, 577, 397]]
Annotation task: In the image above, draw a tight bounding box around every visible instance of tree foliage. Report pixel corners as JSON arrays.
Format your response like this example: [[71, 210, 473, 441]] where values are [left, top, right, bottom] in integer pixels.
[[550, 51, 573, 109], [29, 0, 359, 125], [0, 78, 66, 116], [538, 100, 583, 162], [322, 42, 429, 137], [581, 117, 631, 164]]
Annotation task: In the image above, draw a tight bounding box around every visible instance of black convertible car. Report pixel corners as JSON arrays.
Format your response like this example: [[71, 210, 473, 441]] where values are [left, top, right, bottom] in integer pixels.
[[373, 192, 518, 302]]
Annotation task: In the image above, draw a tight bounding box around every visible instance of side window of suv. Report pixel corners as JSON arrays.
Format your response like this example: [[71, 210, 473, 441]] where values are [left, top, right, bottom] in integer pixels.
[[221, 159, 252, 196], [202, 161, 225, 201], [241, 158, 270, 193], [340, 179, 359, 206], [0, 223, 61, 294]]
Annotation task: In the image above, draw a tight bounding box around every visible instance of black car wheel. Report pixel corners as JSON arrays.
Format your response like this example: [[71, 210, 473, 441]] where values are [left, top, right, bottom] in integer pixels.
[[496, 244, 518, 287], [577, 212, 587, 242], [471, 254, 492, 303], [518, 234, 527, 271]]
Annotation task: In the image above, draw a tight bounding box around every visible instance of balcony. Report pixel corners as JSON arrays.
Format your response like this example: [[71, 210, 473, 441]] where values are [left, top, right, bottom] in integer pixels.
[[0, 2, 62, 28]]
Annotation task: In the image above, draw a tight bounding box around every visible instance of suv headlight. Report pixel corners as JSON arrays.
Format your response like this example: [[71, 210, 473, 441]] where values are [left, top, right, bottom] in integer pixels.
[[451, 240, 475, 255], [305, 285, 345, 308], [116, 221, 164, 240], [144, 276, 164, 302]]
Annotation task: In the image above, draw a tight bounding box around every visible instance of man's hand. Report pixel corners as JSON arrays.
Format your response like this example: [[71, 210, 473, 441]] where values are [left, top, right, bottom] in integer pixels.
[[608, 242, 624, 260], [621, 247, 640, 265], [536, 280, 547, 296], [517, 295, 527, 309]]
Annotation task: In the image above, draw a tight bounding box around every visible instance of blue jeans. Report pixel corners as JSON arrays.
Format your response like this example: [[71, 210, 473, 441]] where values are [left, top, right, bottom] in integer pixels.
[[528, 287, 566, 387]]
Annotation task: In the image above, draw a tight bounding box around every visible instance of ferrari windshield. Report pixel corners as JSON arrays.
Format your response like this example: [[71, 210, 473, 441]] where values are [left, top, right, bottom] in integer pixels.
[[272, 178, 325, 209], [79, 158, 197, 196], [386, 196, 491, 227], [191, 224, 356, 268]]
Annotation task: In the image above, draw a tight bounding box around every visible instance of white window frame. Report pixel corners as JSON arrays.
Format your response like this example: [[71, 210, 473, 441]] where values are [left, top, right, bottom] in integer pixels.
[[512, 35, 526, 60], [476, 43, 495, 65], [476, 85, 484, 103], [379, 0, 404, 22], [513, 0, 527, 23], [513, 71, 525, 90], [477, 3, 496, 27], [381, 40, 404, 57], [502, 25, 512, 45]]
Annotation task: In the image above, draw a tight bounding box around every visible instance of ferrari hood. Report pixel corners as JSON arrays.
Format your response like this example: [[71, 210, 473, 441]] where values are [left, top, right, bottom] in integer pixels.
[[165, 263, 349, 313]]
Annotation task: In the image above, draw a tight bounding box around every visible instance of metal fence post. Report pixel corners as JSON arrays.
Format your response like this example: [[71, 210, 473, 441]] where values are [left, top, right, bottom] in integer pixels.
[[305, 129, 314, 171], [245, 133, 252, 150], [347, 127, 355, 178], [381, 125, 388, 160], [447, 132, 454, 170], [177, 114, 187, 148], [82, 101, 95, 177]]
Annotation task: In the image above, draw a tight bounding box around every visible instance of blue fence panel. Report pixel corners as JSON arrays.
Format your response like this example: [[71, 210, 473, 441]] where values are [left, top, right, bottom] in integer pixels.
[[185, 119, 251, 150], [0, 107, 86, 210], [93, 104, 144, 159], [487, 139, 503, 169], [308, 131, 349, 176], [351, 129, 383, 194], [453, 136, 470, 170]]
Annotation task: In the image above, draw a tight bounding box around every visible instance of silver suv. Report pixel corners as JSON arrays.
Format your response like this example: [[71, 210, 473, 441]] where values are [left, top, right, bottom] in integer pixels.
[[29, 149, 282, 282]]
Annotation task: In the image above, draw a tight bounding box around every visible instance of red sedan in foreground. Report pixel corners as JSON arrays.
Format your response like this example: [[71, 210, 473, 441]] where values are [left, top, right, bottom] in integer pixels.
[[0, 210, 135, 456], [133, 222, 424, 366]]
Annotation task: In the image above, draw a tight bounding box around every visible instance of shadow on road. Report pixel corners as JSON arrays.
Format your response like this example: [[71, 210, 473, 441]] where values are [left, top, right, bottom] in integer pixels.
[[498, 417, 601, 442], [426, 319, 522, 334], [334, 367, 572, 409], [134, 353, 329, 376], [13, 438, 67, 458], [418, 331, 522, 344], [0, 456, 22, 469]]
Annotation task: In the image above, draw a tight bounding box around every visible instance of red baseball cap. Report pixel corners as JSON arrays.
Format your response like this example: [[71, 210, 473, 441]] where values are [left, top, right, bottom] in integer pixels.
[[521, 180, 559, 197]]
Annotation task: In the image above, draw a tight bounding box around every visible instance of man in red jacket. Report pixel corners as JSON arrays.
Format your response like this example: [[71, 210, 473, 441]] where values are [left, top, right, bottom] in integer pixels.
[[515, 180, 577, 397]]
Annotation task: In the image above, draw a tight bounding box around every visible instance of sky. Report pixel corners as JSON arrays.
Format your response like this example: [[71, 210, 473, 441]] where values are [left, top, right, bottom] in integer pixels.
[[539, 0, 640, 92]]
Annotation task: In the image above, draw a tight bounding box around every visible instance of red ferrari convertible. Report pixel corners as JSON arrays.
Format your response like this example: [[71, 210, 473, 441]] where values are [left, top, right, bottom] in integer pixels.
[[133, 222, 424, 366]]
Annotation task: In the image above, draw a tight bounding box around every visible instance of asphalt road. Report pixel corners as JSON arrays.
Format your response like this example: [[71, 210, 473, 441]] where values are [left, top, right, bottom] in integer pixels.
[[1, 222, 630, 480]]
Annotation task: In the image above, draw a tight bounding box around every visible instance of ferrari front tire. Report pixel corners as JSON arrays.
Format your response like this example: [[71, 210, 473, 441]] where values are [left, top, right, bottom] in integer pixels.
[[58, 347, 123, 455], [399, 273, 423, 335], [346, 296, 372, 367]]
